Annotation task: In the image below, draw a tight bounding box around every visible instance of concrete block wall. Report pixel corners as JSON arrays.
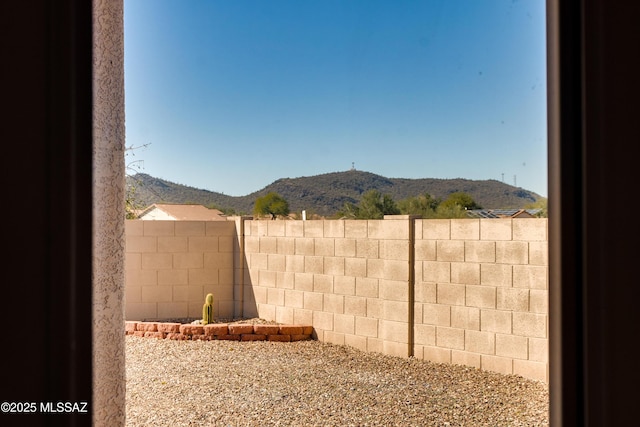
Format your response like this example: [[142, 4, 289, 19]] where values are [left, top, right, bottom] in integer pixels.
[[125, 220, 237, 320], [242, 218, 414, 359], [413, 219, 548, 382], [241, 217, 548, 382], [124, 217, 549, 383]]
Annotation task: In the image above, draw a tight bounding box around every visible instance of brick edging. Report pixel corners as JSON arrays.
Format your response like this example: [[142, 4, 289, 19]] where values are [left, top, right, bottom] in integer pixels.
[[125, 321, 314, 342]]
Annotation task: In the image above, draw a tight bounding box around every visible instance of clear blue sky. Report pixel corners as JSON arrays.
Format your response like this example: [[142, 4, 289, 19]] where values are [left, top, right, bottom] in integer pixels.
[[124, 0, 548, 197]]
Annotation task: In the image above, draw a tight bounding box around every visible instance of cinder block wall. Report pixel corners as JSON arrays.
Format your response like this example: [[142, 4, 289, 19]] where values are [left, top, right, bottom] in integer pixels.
[[413, 218, 548, 382], [241, 217, 548, 382], [125, 220, 236, 320], [242, 218, 413, 359], [124, 217, 548, 382]]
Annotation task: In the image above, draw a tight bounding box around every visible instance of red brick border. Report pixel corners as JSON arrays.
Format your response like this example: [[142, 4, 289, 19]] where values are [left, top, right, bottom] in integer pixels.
[[125, 321, 314, 342]]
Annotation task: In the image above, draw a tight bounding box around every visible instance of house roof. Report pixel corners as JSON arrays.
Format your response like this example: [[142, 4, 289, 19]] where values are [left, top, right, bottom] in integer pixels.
[[465, 209, 541, 219], [137, 204, 227, 221]]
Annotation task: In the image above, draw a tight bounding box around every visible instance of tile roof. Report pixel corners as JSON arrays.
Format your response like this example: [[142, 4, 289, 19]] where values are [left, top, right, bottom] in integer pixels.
[[138, 204, 227, 221]]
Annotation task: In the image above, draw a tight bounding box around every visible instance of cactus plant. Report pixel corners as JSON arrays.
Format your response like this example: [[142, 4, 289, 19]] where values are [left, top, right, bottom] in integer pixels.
[[202, 293, 214, 325]]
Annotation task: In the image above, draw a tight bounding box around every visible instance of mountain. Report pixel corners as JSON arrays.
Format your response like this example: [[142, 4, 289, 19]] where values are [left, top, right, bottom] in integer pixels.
[[127, 171, 544, 217]]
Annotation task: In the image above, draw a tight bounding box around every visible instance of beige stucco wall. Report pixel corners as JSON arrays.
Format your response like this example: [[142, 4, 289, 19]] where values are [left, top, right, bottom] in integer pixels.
[[93, 0, 126, 425], [124, 217, 549, 383]]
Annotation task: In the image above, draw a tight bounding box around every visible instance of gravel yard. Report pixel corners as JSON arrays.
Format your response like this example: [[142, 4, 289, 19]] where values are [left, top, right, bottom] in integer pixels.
[[125, 334, 548, 426]]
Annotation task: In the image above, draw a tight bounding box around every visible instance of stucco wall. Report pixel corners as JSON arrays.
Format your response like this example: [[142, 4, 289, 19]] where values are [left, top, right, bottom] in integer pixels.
[[93, 0, 126, 425]]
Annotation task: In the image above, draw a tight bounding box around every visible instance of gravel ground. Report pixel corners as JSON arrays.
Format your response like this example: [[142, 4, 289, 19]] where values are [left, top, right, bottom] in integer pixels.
[[125, 330, 548, 426]]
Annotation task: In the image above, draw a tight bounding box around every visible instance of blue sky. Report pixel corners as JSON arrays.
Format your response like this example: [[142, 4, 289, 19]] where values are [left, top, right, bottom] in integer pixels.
[[125, 0, 547, 197]]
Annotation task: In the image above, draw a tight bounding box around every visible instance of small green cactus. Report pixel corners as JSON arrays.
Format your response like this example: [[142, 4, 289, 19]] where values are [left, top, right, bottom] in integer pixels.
[[202, 293, 214, 325]]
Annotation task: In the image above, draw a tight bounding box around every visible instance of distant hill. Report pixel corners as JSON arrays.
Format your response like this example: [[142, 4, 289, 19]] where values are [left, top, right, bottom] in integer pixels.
[[127, 171, 544, 217]]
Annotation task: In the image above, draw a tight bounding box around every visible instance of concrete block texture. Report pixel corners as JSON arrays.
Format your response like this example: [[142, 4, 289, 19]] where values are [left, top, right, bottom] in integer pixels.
[[465, 330, 496, 355], [421, 219, 451, 240], [496, 241, 529, 265], [303, 221, 324, 237], [368, 219, 409, 240], [481, 355, 513, 376], [480, 264, 513, 287], [379, 279, 408, 302], [142, 253, 173, 270], [379, 320, 408, 343], [512, 312, 547, 338], [334, 314, 355, 334], [143, 221, 175, 236], [344, 296, 367, 316], [344, 220, 368, 238], [421, 303, 451, 326], [497, 287, 530, 312], [422, 261, 451, 283], [158, 236, 188, 253], [451, 262, 480, 285], [479, 219, 512, 241], [414, 240, 436, 261], [379, 239, 409, 261], [528, 241, 549, 266], [464, 241, 496, 263], [414, 324, 436, 346], [314, 239, 335, 256], [513, 359, 548, 383], [276, 237, 295, 255], [422, 346, 452, 364], [125, 218, 549, 383], [480, 309, 513, 334], [324, 220, 345, 238], [451, 306, 480, 330], [513, 265, 548, 289], [495, 334, 529, 360], [513, 218, 547, 241], [451, 219, 480, 240], [335, 238, 357, 257], [188, 236, 220, 252], [436, 327, 465, 350], [436, 240, 465, 262]]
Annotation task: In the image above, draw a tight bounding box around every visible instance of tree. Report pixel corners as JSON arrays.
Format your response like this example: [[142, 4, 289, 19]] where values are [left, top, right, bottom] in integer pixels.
[[125, 143, 151, 219], [434, 204, 468, 219], [398, 193, 440, 218], [439, 192, 482, 210], [434, 192, 481, 219], [524, 198, 548, 218], [253, 192, 290, 220], [339, 189, 400, 219]]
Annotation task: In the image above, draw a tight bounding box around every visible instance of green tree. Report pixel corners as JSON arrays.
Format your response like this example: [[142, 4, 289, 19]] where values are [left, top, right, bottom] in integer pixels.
[[524, 198, 548, 218], [339, 189, 400, 219], [434, 203, 468, 219], [398, 193, 440, 218], [439, 192, 482, 210], [253, 192, 290, 220], [336, 201, 359, 219]]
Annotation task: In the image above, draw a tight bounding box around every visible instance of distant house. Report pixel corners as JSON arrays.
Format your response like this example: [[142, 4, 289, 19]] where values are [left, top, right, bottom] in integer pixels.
[[466, 208, 541, 219], [136, 204, 227, 221]]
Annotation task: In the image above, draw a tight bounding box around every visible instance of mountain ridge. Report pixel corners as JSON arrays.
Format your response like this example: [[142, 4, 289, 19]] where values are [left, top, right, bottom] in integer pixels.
[[127, 170, 544, 217]]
